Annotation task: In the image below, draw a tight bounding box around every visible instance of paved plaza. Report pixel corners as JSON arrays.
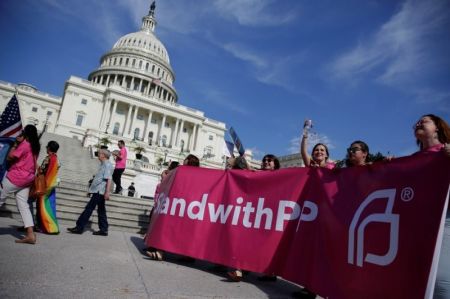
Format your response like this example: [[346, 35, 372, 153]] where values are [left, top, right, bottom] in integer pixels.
[[0, 216, 306, 299]]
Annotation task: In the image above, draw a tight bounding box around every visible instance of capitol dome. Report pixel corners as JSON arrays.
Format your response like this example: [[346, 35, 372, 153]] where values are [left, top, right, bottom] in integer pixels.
[[88, 2, 178, 103]]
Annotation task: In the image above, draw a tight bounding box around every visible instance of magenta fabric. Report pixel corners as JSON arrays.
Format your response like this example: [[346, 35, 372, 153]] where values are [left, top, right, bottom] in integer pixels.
[[146, 152, 449, 299], [115, 147, 127, 169], [6, 140, 35, 187]]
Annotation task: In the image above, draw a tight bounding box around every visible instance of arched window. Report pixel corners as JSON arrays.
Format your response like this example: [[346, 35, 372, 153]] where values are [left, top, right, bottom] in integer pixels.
[[139, 61, 142, 69], [148, 131, 153, 146], [132, 59, 136, 67], [113, 122, 120, 135], [125, 58, 129, 66], [161, 135, 167, 147], [134, 128, 140, 140], [151, 65, 155, 73], [145, 63, 149, 71]]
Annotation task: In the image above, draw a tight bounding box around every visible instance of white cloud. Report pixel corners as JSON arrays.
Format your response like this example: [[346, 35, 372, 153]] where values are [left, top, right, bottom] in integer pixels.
[[213, 0, 296, 26], [222, 43, 268, 68], [329, 0, 448, 85], [196, 85, 249, 115], [288, 133, 335, 156]]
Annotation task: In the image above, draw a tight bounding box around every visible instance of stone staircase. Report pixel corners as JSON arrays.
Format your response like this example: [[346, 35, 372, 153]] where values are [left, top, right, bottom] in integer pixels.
[[38, 132, 99, 184], [0, 132, 154, 234]]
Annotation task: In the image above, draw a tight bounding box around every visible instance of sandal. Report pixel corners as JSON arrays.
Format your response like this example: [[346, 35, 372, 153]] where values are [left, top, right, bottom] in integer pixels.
[[227, 270, 243, 282], [146, 250, 163, 261]]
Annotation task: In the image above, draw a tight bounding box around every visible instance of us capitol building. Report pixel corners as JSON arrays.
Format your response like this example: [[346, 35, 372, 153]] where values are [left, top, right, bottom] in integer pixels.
[[0, 3, 249, 197]]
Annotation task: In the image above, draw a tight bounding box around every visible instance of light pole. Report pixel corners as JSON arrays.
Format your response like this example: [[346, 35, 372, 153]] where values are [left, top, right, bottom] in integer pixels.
[[163, 149, 169, 165], [105, 122, 110, 134]]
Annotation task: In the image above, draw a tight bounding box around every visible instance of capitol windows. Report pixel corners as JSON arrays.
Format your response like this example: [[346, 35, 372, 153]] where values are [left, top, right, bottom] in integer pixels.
[[161, 135, 167, 147], [75, 114, 84, 127], [137, 114, 144, 120], [47, 111, 52, 116], [134, 128, 140, 140], [148, 131, 154, 145], [139, 61, 142, 69], [31, 107, 38, 113], [114, 58, 117, 65], [183, 127, 187, 133], [112, 122, 120, 135], [81, 99, 88, 105], [132, 59, 136, 67], [145, 63, 149, 71], [151, 65, 155, 73], [125, 58, 129, 66], [209, 135, 213, 141], [119, 58, 123, 65], [164, 122, 170, 128], [151, 118, 156, 124]]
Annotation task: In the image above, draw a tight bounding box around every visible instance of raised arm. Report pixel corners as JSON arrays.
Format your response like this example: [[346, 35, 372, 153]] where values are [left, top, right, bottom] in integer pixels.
[[301, 132, 311, 167]]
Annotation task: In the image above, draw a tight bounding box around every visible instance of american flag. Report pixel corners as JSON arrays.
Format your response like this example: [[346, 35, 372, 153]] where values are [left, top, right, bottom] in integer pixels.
[[153, 77, 161, 85], [0, 94, 23, 137]]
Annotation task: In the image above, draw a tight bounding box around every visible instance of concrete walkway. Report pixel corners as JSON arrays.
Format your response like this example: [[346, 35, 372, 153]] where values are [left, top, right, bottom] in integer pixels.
[[0, 216, 305, 299]]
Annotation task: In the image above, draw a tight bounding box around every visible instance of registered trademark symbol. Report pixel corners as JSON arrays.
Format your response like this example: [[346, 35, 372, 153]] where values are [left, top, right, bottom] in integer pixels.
[[401, 187, 414, 202]]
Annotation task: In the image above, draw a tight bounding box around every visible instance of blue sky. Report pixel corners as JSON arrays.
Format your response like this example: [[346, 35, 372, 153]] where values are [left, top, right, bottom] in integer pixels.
[[1, 0, 449, 161]]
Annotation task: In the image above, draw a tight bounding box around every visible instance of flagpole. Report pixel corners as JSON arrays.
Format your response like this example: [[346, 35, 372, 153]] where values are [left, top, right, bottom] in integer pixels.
[[14, 86, 24, 131]]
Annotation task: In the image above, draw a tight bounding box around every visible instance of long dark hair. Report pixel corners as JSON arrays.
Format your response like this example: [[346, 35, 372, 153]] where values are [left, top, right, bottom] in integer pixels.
[[23, 124, 40, 156], [184, 154, 200, 167]]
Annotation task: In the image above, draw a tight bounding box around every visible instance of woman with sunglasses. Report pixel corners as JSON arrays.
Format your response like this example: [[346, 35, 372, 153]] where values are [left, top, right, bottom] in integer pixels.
[[0, 125, 40, 244], [413, 114, 450, 299], [345, 140, 370, 167]]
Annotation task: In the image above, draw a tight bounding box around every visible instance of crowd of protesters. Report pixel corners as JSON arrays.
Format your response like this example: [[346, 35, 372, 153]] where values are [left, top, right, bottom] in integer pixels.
[[1, 114, 449, 298]]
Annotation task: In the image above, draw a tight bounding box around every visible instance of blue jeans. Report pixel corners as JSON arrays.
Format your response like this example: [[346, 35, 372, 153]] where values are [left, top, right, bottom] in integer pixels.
[[76, 193, 108, 232]]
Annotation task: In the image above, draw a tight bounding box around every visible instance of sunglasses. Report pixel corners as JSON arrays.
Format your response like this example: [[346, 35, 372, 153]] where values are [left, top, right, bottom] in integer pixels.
[[262, 158, 273, 163], [347, 147, 362, 154]]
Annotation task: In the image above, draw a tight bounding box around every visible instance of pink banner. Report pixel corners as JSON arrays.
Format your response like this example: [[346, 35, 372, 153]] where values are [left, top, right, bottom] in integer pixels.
[[146, 152, 450, 299]]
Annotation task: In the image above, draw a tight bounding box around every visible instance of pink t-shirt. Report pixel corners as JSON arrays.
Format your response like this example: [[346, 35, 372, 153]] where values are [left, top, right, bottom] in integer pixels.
[[115, 147, 127, 169], [6, 140, 36, 187]]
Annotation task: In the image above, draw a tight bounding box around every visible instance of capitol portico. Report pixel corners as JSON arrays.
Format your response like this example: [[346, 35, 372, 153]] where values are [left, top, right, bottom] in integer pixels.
[[0, 2, 232, 198]]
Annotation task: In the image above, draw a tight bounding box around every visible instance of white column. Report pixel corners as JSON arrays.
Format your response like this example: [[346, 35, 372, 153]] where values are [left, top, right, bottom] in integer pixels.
[[157, 114, 166, 146], [108, 100, 118, 133], [176, 119, 184, 147], [138, 79, 143, 93], [143, 110, 153, 142], [192, 124, 199, 151], [113, 75, 118, 85], [99, 98, 110, 129], [193, 125, 201, 151], [171, 118, 179, 147], [122, 104, 133, 136], [128, 105, 138, 136], [106, 75, 111, 86]]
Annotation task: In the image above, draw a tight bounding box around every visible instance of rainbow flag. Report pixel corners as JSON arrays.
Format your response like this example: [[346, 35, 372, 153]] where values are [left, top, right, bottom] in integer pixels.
[[38, 154, 60, 234]]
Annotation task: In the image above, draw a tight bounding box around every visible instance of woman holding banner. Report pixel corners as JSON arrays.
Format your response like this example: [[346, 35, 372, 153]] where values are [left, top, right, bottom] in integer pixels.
[[413, 114, 450, 299], [300, 120, 335, 169], [345, 140, 370, 167], [228, 154, 280, 282], [146, 155, 200, 261], [0, 125, 40, 244]]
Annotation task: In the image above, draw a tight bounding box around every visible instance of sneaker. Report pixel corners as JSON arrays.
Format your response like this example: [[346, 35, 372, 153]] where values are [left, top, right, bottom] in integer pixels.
[[92, 230, 108, 236], [67, 227, 83, 234]]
